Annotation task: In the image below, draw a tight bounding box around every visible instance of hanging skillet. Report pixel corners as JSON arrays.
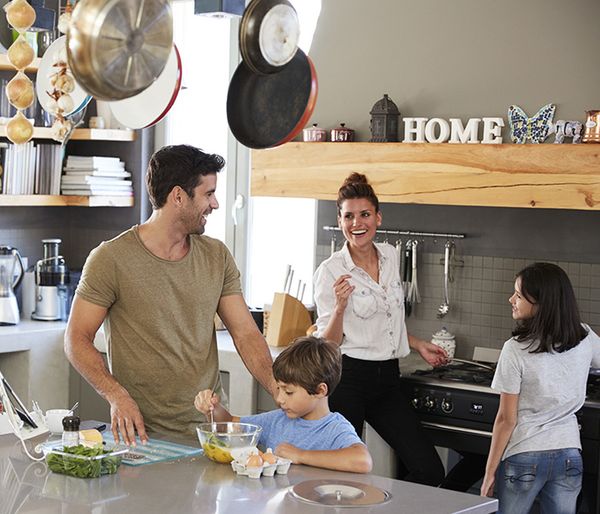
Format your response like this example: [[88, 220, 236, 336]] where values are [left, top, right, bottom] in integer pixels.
[[239, 0, 300, 74], [67, 0, 173, 101], [227, 48, 318, 149]]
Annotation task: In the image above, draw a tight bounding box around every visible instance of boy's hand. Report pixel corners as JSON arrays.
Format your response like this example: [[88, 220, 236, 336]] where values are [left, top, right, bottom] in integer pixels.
[[274, 443, 304, 464], [194, 389, 219, 417]]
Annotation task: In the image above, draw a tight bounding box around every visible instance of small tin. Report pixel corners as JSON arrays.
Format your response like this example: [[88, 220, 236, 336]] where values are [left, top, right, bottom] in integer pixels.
[[330, 123, 355, 142], [303, 123, 327, 142]]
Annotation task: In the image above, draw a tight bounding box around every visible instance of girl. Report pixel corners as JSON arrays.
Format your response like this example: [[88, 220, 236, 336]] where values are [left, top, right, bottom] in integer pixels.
[[482, 262, 600, 513], [313, 172, 447, 485]]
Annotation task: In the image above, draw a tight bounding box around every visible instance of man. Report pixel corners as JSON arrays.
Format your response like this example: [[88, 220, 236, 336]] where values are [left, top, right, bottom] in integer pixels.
[[65, 144, 277, 445]]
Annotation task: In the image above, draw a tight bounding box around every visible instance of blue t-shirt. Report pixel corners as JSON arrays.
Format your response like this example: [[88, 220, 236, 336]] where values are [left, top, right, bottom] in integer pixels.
[[240, 410, 362, 451]]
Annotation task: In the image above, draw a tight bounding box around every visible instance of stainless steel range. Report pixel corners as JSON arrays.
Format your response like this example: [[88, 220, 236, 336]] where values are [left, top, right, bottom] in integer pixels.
[[399, 362, 600, 514]]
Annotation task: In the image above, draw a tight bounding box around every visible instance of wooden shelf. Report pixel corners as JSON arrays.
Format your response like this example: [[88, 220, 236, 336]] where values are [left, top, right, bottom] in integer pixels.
[[0, 195, 134, 207], [0, 126, 136, 141], [251, 142, 600, 210], [0, 53, 40, 72]]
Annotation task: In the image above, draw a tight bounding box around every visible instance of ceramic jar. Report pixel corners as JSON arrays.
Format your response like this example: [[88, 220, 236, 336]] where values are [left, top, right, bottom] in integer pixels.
[[330, 123, 355, 142], [431, 327, 456, 360], [302, 123, 327, 142]]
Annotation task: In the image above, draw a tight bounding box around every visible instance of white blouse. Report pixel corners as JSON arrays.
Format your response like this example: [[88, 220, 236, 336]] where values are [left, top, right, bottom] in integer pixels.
[[313, 242, 410, 361]]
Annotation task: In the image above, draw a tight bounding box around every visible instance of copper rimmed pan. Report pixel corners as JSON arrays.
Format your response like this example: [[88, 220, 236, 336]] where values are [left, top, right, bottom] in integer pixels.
[[227, 48, 318, 149]]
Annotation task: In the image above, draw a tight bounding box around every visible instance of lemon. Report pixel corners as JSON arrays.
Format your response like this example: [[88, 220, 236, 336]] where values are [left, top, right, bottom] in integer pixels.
[[79, 429, 104, 448]]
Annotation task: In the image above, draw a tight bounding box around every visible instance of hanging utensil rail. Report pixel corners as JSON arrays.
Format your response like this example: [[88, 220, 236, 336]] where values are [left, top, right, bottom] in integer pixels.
[[322, 226, 466, 240]]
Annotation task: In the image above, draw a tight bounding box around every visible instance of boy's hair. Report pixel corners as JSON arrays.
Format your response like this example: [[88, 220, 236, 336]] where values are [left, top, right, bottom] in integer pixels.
[[513, 262, 587, 353], [272, 336, 342, 395]]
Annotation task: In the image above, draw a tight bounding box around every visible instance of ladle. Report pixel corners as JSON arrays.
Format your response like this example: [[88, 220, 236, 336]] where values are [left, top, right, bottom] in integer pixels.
[[437, 241, 451, 318]]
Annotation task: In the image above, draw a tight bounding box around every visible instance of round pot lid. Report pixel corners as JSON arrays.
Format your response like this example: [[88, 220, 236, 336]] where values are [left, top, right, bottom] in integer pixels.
[[240, 0, 300, 74], [36, 36, 92, 118], [67, 0, 173, 101], [227, 48, 318, 149], [290, 480, 391, 507], [109, 44, 182, 129]]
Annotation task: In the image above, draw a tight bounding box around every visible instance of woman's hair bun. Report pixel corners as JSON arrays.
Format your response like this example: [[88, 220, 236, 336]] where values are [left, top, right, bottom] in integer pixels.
[[343, 172, 369, 187]]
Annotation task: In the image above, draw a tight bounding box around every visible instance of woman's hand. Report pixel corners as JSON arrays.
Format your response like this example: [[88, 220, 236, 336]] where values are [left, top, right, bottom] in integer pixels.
[[480, 473, 495, 497], [410, 337, 448, 367], [332, 274, 354, 314]]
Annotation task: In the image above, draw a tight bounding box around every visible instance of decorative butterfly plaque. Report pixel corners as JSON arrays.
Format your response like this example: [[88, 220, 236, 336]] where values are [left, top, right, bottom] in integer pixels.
[[508, 103, 556, 144]]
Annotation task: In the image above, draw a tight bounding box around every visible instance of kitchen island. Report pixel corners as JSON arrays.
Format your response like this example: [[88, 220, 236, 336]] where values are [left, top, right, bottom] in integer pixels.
[[0, 434, 498, 514]]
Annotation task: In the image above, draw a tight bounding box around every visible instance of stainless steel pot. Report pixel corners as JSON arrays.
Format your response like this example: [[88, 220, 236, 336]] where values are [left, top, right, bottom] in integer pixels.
[[330, 123, 355, 142], [239, 0, 300, 74], [67, 0, 173, 101]]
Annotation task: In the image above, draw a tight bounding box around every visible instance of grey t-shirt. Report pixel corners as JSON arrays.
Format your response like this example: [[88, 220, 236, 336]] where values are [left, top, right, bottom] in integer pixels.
[[492, 325, 600, 460]]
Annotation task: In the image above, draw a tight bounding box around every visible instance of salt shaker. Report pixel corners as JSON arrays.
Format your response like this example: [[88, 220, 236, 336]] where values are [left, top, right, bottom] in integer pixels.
[[62, 416, 80, 447]]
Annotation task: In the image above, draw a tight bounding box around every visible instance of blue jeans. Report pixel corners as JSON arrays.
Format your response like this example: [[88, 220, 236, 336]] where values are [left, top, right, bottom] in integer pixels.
[[497, 448, 583, 514]]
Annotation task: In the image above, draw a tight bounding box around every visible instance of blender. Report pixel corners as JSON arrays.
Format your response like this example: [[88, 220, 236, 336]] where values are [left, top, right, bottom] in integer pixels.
[[0, 246, 24, 325], [32, 239, 70, 321]]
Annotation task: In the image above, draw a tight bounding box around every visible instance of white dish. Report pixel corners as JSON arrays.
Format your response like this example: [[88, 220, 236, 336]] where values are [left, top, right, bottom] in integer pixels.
[[36, 36, 92, 118]]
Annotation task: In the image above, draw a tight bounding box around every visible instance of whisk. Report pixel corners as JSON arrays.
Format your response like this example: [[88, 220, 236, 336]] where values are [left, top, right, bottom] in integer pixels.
[[407, 240, 421, 305]]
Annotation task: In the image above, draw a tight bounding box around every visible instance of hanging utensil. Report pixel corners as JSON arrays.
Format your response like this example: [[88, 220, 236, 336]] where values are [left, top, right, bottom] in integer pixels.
[[330, 234, 336, 256], [239, 0, 300, 74], [437, 241, 451, 318], [409, 240, 420, 304], [227, 49, 318, 149], [67, 0, 173, 101], [403, 240, 412, 317]]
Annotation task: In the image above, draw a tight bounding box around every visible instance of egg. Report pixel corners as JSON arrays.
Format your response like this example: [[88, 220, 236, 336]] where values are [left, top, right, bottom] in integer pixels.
[[246, 454, 263, 468], [262, 450, 277, 465]]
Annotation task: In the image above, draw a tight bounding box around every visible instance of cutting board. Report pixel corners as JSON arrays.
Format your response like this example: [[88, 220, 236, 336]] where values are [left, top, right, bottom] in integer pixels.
[[102, 433, 202, 466]]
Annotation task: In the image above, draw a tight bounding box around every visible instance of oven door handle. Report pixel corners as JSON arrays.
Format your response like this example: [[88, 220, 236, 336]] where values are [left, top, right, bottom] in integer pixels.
[[421, 421, 493, 438]]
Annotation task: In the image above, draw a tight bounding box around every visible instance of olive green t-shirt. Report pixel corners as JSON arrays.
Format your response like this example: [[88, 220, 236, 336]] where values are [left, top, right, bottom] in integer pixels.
[[76, 226, 242, 438]]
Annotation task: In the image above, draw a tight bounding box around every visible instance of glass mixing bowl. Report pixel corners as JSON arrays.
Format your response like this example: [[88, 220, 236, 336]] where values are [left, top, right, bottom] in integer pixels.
[[197, 422, 262, 464]]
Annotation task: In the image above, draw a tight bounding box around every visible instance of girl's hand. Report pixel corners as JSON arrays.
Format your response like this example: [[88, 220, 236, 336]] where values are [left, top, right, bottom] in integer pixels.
[[194, 389, 220, 417], [332, 274, 354, 314], [415, 340, 448, 367], [480, 473, 495, 497]]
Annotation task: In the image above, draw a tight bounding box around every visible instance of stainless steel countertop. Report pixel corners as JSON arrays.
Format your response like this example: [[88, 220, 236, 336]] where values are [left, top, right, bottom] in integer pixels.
[[0, 434, 498, 514]]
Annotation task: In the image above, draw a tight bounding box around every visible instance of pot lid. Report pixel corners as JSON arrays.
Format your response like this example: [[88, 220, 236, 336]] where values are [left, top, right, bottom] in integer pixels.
[[290, 479, 391, 507], [67, 0, 173, 101], [432, 327, 455, 340], [304, 123, 326, 132], [332, 123, 353, 132]]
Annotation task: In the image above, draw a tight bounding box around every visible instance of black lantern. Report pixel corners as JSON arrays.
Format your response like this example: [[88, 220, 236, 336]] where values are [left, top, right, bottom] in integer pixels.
[[369, 94, 400, 142]]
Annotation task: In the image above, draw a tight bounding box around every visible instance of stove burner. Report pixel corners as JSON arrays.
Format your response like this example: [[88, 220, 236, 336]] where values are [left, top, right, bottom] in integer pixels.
[[413, 362, 495, 387]]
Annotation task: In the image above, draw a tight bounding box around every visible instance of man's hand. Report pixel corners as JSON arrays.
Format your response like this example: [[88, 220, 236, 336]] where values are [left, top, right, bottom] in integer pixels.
[[274, 443, 304, 464], [194, 389, 220, 418], [109, 391, 148, 447]]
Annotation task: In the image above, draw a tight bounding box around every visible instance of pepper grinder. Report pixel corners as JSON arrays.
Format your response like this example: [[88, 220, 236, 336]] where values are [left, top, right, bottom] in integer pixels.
[[62, 416, 80, 447]]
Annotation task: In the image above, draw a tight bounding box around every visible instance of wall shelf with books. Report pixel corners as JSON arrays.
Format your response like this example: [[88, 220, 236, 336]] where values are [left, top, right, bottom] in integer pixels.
[[0, 127, 136, 141], [0, 195, 133, 207]]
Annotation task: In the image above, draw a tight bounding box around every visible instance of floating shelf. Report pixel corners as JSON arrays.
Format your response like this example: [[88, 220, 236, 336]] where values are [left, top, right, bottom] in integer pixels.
[[251, 142, 600, 210], [0, 195, 134, 207], [0, 126, 136, 141], [0, 53, 41, 72]]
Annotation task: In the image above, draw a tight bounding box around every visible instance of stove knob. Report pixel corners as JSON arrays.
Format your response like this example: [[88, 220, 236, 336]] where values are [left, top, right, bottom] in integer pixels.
[[441, 399, 453, 413], [424, 396, 436, 410], [411, 397, 421, 409]]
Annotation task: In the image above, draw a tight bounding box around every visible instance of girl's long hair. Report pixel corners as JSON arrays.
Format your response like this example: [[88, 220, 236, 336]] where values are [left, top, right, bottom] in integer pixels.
[[513, 262, 587, 353]]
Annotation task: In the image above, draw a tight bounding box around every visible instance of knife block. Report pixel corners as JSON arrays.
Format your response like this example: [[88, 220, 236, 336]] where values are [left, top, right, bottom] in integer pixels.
[[266, 293, 312, 347]]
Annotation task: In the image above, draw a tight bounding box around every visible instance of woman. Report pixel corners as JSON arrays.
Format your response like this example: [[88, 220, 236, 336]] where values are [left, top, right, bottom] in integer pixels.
[[313, 172, 447, 485], [481, 262, 600, 513]]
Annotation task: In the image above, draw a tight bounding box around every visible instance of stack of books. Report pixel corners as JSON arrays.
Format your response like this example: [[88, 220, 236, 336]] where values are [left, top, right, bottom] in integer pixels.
[[0, 142, 63, 195], [61, 156, 133, 197]]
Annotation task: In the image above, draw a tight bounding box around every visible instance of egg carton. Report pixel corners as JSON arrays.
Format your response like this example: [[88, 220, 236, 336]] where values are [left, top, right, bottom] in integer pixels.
[[230, 455, 292, 479]]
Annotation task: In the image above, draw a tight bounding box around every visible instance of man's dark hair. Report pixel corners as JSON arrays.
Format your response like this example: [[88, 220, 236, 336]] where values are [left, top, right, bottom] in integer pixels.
[[273, 336, 342, 395], [146, 145, 225, 209]]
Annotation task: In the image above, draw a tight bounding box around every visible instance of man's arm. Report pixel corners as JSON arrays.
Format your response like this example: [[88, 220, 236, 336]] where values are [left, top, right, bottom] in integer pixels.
[[275, 442, 373, 474], [64, 295, 148, 446], [217, 294, 277, 398]]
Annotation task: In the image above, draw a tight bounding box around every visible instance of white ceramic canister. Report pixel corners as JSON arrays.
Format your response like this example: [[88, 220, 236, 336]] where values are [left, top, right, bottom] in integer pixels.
[[431, 327, 456, 360]]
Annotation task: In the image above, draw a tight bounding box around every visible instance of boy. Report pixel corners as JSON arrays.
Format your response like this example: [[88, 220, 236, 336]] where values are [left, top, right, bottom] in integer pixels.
[[194, 336, 372, 473]]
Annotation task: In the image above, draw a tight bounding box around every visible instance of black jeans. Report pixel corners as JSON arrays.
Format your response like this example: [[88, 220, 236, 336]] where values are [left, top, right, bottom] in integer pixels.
[[329, 355, 445, 486]]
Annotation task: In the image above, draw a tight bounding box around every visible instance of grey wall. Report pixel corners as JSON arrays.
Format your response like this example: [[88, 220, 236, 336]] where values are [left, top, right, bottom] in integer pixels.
[[308, 1, 600, 352]]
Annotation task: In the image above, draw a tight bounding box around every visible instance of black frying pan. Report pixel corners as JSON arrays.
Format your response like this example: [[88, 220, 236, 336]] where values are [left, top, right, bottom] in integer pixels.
[[227, 48, 318, 149]]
